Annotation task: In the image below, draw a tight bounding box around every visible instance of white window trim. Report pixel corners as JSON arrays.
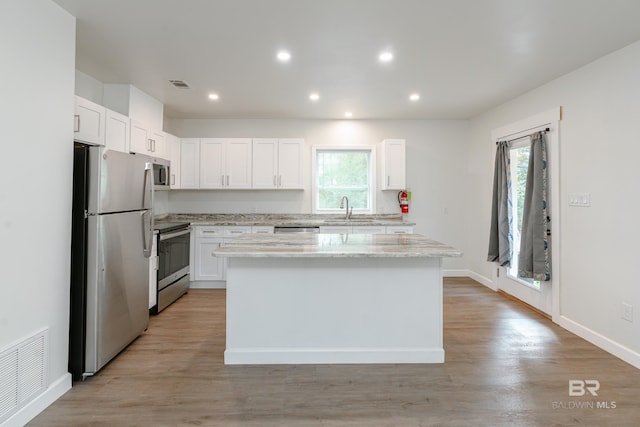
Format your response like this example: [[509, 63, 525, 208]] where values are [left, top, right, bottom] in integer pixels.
[[311, 145, 377, 215]]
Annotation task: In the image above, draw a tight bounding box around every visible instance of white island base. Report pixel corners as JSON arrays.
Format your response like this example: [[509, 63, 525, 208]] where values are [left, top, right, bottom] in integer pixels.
[[224, 256, 444, 365]]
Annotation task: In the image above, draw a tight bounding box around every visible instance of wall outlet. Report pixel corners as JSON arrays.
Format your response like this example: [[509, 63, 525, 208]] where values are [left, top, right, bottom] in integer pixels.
[[622, 302, 633, 322]]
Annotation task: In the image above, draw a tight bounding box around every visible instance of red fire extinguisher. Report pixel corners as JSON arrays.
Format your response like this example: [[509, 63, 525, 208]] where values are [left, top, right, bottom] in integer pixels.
[[398, 190, 409, 214]]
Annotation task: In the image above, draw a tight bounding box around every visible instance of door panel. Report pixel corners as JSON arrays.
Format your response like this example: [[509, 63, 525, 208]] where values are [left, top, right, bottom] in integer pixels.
[[86, 210, 149, 373]]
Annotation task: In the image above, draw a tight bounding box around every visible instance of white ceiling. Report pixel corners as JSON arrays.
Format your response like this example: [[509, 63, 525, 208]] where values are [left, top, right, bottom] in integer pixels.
[[54, 0, 640, 120]]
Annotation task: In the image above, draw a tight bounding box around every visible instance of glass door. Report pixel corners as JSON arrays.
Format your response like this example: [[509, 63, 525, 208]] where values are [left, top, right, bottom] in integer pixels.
[[496, 138, 553, 315]]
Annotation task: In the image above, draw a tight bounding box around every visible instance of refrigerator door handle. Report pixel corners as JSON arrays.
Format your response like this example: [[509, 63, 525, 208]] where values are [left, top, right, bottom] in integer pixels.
[[142, 162, 153, 258], [142, 210, 152, 258]]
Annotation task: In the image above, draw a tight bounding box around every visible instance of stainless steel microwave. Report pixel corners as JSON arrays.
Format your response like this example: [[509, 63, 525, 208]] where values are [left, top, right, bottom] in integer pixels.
[[152, 159, 170, 190]]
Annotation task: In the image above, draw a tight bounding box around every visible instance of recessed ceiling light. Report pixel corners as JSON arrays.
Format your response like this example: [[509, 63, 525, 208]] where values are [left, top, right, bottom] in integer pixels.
[[344, 111, 353, 118], [208, 93, 219, 100], [378, 51, 393, 62], [309, 93, 319, 101], [409, 93, 420, 101], [277, 50, 291, 62]]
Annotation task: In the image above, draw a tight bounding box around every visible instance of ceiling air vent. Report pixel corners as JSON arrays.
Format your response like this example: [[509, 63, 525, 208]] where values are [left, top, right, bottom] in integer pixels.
[[169, 80, 190, 89]]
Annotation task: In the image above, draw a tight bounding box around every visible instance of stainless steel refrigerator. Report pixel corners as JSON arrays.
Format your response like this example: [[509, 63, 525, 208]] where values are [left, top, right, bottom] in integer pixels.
[[70, 144, 153, 380]]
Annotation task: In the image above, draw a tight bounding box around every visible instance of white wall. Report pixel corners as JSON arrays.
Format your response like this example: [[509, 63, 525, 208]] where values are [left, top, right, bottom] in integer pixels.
[[165, 118, 470, 270], [468, 41, 640, 365], [75, 69, 104, 104], [0, 0, 75, 424]]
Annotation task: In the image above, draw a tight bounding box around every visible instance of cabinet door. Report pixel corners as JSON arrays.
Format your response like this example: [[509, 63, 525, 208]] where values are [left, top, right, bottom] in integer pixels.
[[252, 138, 278, 189], [278, 139, 304, 189], [150, 129, 167, 160], [194, 238, 225, 281], [168, 134, 181, 189], [381, 139, 406, 190], [200, 138, 225, 189], [130, 119, 150, 155], [226, 138, 252, 189], [105, 109, 130, 153], [180, 138, 200, 189], [74, 96, 105, 145]]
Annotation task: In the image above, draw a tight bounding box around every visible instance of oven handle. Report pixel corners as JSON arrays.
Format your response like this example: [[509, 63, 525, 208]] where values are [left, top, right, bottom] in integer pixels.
[[159, 228, 192, 241]]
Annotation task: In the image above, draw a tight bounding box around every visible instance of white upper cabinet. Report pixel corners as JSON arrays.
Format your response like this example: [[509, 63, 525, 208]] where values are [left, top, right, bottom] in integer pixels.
[[200, 138, 252, 189], [380, 139, 406, 190], [104, 109, 130, 153], [252, 138, 303, 189], [129, 119, 167, 159], [74, 96, 105, 145], [167, 133, 181, 189], [180, 138, 200, 189], [200, 139, 225, 189]]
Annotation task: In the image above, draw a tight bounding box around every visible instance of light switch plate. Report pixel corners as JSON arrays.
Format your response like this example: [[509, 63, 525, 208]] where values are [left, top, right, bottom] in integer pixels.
[[568, 192, 591, 207]]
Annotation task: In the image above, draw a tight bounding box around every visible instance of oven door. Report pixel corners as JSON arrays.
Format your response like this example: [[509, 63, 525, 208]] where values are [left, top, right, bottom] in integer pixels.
[[157, 228, 190, 290]]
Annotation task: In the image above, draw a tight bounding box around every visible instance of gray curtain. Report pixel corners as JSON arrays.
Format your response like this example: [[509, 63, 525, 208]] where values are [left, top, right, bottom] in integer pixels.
[[518, 132, 551, 281], [487, 141, 512, 266]]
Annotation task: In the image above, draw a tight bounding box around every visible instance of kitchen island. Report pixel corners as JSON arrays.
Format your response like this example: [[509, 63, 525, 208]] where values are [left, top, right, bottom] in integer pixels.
[[215, 233, 462, 365]]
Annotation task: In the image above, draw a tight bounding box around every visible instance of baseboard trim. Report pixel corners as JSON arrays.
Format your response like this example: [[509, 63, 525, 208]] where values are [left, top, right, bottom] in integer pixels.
[[498, 290, 551, 320], [1, 373, 71, 427], [442, 269, 468, 277], [189, 281, 226, 289], [224, 347, 445, 365], [460, 270, 498, 291], [557, 315, 640, 370]]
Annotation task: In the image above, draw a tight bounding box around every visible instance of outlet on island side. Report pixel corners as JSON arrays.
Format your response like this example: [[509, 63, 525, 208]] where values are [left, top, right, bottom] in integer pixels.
[[622, 302, 633, 322]]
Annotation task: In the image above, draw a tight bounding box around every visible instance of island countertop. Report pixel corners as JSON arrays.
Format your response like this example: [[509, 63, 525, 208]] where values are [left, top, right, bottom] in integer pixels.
[[214, 232, 462, 258], [155, 213, 415, 227]]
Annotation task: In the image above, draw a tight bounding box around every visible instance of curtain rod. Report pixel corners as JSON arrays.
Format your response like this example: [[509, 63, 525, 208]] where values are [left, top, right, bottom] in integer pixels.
[[495, 127, 550, 145]]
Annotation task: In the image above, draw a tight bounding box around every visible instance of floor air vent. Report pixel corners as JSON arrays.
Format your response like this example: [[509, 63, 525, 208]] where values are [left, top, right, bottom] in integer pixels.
[[0, 329, 48, 424]]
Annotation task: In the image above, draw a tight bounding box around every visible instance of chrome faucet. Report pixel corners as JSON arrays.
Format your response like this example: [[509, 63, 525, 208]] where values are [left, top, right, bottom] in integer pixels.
[[340, 196, 353, 220]]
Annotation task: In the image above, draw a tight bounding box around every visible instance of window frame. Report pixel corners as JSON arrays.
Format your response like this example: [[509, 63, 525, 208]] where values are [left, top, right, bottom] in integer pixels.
[[311, 145, 376, 215]]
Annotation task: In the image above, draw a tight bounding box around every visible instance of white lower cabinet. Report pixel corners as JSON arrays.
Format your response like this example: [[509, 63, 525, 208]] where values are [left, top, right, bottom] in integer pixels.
[[321, 225, 412, 234], [192, 225, 256, 287], [192, 226, 225, 282], [320, 225, 352, 234], [385, 226, 414, 234]]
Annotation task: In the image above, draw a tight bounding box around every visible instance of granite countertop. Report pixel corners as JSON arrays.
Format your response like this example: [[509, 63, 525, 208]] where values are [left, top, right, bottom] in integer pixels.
[[214, 233, 462, 258], [155, 213, 415, 227]]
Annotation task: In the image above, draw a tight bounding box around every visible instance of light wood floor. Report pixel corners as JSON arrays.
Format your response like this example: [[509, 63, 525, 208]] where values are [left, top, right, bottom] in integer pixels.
[[30, 278, 640, 426]]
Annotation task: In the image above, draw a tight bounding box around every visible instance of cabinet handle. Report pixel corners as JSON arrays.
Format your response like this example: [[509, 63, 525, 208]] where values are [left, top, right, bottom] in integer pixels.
[[221, 175, 225, 186], [202, 230, 219, 234], [226, 175, 229, 186], [74, 115, 80, 132], [387, 176, 390, 186], [152, 139, 155, 152], [171, 174, 176, 185], [278, 175, 282, 187], [273, 176, 277, 187]]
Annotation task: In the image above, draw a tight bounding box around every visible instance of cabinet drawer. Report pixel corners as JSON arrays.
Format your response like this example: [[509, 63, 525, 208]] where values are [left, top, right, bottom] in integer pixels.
[[195, 226, 224, 238], [224, 226, 252, 238], [352, 226, 386, 234], [251, 226, 274, 234], [385, 226, 413, 234]]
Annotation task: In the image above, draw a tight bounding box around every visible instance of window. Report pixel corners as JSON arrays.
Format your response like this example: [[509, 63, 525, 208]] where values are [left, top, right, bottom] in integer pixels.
[[313, 147, 374, 214]]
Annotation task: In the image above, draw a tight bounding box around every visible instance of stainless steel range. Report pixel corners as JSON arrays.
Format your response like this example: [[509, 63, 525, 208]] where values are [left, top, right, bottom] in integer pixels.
[[152, 222, 191, 313]]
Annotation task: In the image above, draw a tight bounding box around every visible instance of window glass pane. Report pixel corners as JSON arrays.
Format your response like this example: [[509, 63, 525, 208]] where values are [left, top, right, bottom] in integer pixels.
[[316, 150, 370, 210]]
